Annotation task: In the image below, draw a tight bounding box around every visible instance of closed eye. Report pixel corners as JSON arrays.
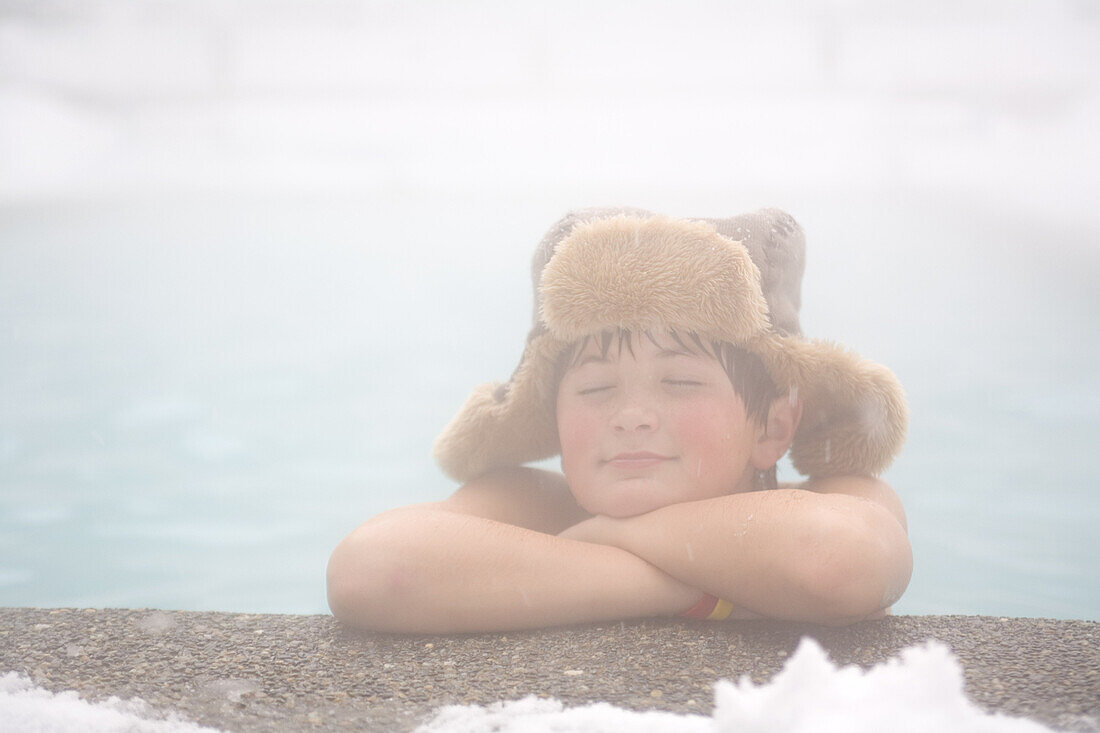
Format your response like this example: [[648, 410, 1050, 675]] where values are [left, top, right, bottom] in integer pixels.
[[664, 379, 704, 387], [578, 385, 614, 395]]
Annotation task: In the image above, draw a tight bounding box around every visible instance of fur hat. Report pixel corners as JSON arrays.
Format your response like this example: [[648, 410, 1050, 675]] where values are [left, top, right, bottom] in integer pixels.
[[433, 207, 907, 482]]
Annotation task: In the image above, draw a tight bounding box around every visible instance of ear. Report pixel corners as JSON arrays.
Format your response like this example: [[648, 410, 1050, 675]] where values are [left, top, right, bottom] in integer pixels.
[[751, 389, 803, 471]]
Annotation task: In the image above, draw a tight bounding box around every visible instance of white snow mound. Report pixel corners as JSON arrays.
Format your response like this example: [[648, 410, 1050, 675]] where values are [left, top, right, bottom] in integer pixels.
[[415, 638, 1053, 733], [0, 672, 221, 733]]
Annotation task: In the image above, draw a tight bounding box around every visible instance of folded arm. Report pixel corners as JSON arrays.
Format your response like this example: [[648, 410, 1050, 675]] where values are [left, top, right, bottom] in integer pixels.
[[560, 476, 912, 625], [326, 467, 698, 632]]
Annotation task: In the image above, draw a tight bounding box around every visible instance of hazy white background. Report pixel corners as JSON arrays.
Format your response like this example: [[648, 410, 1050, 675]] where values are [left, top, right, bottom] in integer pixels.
[[1, 0, 1098, 619]]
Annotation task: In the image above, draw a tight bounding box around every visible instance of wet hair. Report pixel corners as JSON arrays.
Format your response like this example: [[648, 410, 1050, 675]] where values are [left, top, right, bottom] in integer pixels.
[[555, 329, 781, 490]]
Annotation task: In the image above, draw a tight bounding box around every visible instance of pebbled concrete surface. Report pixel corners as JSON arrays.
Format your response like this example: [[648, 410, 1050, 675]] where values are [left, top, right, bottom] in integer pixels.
[[1, 608, 1097, 732]]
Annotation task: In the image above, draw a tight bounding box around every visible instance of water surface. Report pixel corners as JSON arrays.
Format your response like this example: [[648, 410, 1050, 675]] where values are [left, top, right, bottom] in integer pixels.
[[1, 193, 1096, 619]]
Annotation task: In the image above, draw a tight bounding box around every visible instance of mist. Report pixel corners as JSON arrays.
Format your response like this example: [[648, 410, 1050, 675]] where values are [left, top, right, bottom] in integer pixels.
[[1, 0, 1097, 619]]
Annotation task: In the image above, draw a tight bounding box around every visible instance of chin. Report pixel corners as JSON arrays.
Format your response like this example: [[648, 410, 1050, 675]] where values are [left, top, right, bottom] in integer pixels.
[[585, 487, 677, 519], [596, 504, 649, 519]]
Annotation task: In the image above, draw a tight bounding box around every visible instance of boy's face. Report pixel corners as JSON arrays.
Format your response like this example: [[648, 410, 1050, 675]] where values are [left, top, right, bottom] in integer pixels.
[[556, 333, 761, 518]]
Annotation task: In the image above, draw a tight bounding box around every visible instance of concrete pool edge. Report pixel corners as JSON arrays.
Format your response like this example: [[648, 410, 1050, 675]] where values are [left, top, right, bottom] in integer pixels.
[[1, 608, 1096, 731]]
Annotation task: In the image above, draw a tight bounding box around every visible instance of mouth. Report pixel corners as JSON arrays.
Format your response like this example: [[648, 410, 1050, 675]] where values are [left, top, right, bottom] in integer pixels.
[[606, 451, 672, 469]]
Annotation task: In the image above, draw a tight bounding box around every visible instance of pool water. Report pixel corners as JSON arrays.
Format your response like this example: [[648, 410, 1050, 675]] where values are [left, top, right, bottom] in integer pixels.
[[1, 192, 1097, 620]]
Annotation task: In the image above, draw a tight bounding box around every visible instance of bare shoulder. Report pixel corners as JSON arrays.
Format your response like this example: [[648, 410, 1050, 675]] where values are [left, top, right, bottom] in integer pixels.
[[787, 475, 908, 533], [437, 466, 591, 534]]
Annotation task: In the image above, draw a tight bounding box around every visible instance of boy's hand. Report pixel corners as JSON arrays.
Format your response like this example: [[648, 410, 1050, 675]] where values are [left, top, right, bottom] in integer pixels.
[[559, 514, 776, 622], [330, 467, 700, 633], [574, 484, 911, 624]]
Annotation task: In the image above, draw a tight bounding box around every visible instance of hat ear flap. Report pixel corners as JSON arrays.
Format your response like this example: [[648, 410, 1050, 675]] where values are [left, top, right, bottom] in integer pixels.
[[432, 334, 564, 482], [783, 340, 908, 478]]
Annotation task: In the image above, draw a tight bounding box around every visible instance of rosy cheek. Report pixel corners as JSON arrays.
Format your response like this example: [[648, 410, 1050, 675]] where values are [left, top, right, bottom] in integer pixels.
[[669, 408, 725, 450], [668, 403, 744, 482], [557, 412, 584, 445], [557, 407, 599, 463]]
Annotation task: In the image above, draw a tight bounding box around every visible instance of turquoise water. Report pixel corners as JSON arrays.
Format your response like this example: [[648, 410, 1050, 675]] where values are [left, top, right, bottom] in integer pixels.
[[1, 193, 1097, 620]]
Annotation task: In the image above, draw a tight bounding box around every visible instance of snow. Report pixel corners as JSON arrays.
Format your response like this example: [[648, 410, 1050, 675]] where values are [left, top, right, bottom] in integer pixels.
[[414, 638, 1051, 733], [1, 637, 1056, 731], [0, 672, 219, 733]]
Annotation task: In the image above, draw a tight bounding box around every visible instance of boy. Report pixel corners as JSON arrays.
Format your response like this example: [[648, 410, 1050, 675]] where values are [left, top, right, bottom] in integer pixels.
[[327, 208, 912, 632]]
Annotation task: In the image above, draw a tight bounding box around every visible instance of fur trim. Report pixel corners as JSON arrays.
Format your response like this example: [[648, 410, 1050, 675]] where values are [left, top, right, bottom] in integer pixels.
[[540, 216, 770, 342], [753, 334, 909, 477], [432, 335, 563, 481]]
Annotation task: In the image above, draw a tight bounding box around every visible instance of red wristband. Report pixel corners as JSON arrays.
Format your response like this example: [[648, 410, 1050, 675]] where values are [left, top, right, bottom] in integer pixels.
[[679, 593, 720, 619], [679, 593, 735, 620]]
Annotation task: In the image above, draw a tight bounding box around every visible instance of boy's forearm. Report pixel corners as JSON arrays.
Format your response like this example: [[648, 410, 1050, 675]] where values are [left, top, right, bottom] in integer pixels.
[[587, 490, 912, 623], [327, 507, 697, 633]]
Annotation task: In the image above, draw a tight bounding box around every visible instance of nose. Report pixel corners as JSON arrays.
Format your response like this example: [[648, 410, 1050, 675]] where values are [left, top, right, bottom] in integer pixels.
[[611, 401, 659, 432]]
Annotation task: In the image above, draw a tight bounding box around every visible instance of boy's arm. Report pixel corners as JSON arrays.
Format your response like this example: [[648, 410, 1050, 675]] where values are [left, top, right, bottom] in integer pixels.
[[560, 476, 912, 625], [326, 467, 698, 632]]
